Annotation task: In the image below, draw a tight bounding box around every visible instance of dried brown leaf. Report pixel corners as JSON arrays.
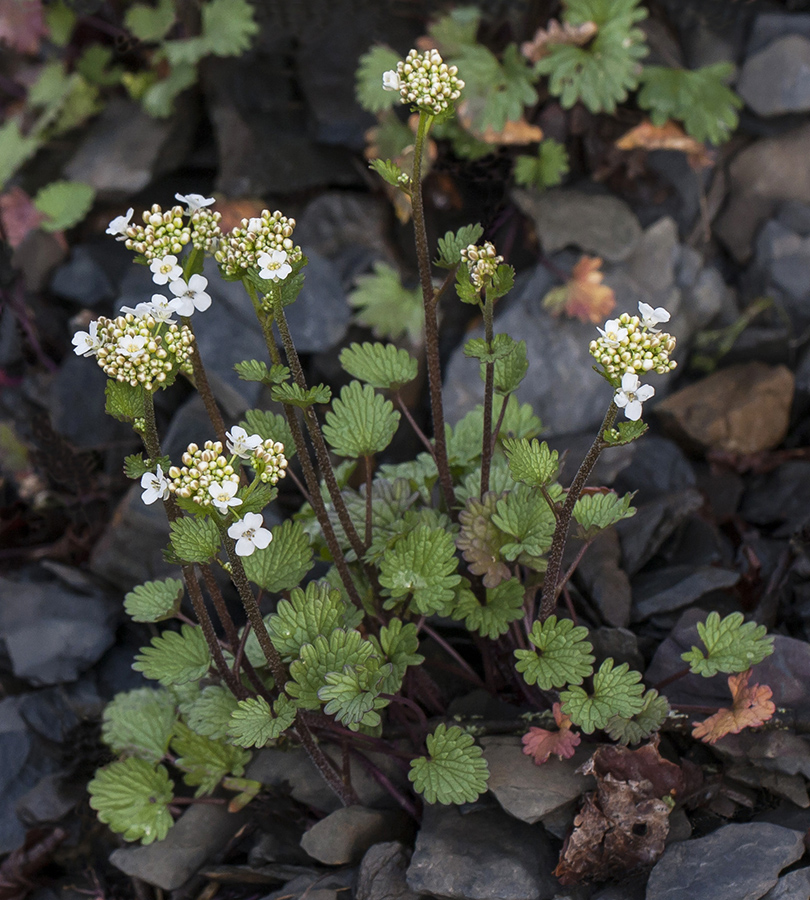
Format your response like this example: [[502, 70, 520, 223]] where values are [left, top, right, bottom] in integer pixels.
[[457, 101, 543, 145], [522, 702, 581, 764], [615, 120, 714, 170], [521, 19, 598, 63], [457, 492, 512, 589], [542, 255, 616, 324], [0, 0, 46, 55], [0, 188, 44, 248], [692, 669, 775, 745]]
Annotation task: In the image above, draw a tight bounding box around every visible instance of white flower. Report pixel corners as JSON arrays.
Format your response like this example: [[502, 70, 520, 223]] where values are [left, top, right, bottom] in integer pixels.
[[257, 249, 292, 282], [141, 465, 170, 505], [146, 294, 177, 324], [382, 70, 402, 92], [72, 320, 101, 357], [208, 480, 242, 513], [228, 512, 272, 557], [247, 217, 264, 232], [120, 301, 153, 317], [614, 372, 655, 421], [168, 274, 212, 316], [116, 334, 148, 359], [638, 302, 671, 332], [597, 318, 628, 348], [150, 255, 183, 286], [175, 192, 215, 214], [226, 425, 263, 459], [106, 208, 134, 240]]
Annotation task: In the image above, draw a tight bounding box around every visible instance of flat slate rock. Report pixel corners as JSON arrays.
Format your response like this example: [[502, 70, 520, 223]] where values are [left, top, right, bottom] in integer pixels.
[[738, 35, 810, 116], [645, 822, 805, 900], [356, 842, 421, 900], [761, 866, 810, 900], [300, 806, 413, 866]]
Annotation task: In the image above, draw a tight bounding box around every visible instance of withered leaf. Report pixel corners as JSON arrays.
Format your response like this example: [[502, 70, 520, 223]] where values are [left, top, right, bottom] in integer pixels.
[[692, 669, 775, 745], [457, 100, 544, 145], [615, 120, 714, 170], [457, 492, 512, 589], [521, 19, 598, 64], [0, 0, 46, 55], [522, 702, 581, 765], [542, 255, 616, 324], [0, 187, 44, 248]]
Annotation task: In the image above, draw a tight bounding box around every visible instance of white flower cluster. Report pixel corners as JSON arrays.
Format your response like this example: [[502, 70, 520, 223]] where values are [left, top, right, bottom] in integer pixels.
[[167, 441, 240, 510], [214, 209, 302, 277], [190, 207, 222, 254], [124, 204, 192, 260], [383, 48, 464, 117], [460, 241, 503, 292], [226, 426, 288, 484]]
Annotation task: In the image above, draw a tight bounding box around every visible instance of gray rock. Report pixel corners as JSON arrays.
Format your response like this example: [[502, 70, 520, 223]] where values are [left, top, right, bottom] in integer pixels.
[[741, 460, 810, 537], [50, 245, 116, 307], [481, 736, 593, 825], [623, 216, 678, 294], [589, 627, 645, 672], [300, 806, 413, 866], [763, 868, 810, 900], [777, 200, 810, 235], [356, 842, 421, 900], [631, 564, 740, 622], [738, 35, 810, 117], [573, 530, 632, 628], [259, 871, 356, 900], [407, 804, 559, 900], [16, 771, 83, 826], [65, 99, 192, 198], [613, 435, 696, 504], [645, 822, 805, 900], [281, 249, 350, 353], [752, 220, 810, 327], [110, 801, 250, 891], [513, 188, 642, 262], [748, 13, 810, 56]]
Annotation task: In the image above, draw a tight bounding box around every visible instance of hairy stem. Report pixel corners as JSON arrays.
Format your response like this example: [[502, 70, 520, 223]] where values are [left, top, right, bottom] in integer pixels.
[[364, 454, 373, 550], [480, 292, 495, 499], [184, 319, 227, 447]]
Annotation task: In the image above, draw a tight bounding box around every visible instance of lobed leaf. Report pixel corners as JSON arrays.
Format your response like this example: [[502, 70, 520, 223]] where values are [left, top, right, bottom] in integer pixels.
[[434, 224, 485, 269], [561, 658, 645, 734], [124, 453, 171, 480], [33, 180, 95, 232], [409, 724, 490, 805], [515, 615, 594, 689], [88, 758, 173, 844], [522, 703, 581, 764], [124, 578, 184, 623], [369, 158, 409, 190], [240, 408, 295, 459], [503, 437, 559, 488], [286, 629, 376, 709], [493, 483, 557, 561], [133, 624, 211, 686], [323, 381, 400, 458], [681, 611, 774, 677], [171, 721, 250, 796], [355, 45, 403, 113], [456, 492, 513, 589], [605, 689, 670, 745], [349, 262, 424, 343], [452, 579, 525, 639], [235, 359, 291, 385], [514, 139, 570, 190], [200, 0, 258, 57], [318, 662, 391, 730], [691, 670, 775, 744], [228, 695, 296, 748], [169, 516, 220, 564], [271, 382, 331, 409], [185, 684, 239, 742], [105, 380, 146, 423], [572, 490, 635, 539]]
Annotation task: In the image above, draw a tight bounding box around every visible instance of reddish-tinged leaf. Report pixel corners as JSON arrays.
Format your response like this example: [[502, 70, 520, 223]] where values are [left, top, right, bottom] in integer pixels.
[[0, 188, 44, 248], [0, 0, 46, 55], [522, 703, 581, 765], [542, 255, 616, 324], [692, 669, 775, 745], [521, 19, 598, 63], [615, 120, 714, 170]]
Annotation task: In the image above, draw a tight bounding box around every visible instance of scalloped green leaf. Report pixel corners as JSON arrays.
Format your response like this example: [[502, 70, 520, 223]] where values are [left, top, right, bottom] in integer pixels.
[[88, 758, 174, 844], [572, 490, 635, 539], [464, 333, 517, 365], [435, 224, 485, 269], [271, 382, 331, 409], [240, 408, 295, 460], [503, 438, 559, 488], [169, 516, 220, 564], [488, 339, 527, 396], [603, 419, 648, 446], [228, 695, 296, 748], [323, 381, 400, 458], [605, 689, 670, 745], [681, 611, 774, 677], [133, 624, 211, 686], [101, 688, 177, 764], [349, 262, 424, 343], [185, 684, 240, 742], [492, 483, 557, 562], [561, 658, 646, 734], [355, 45, 403, 113], [124, 453, 171, 480], [125, 0, 175, 41], [318, 660, 391, 730], [339, 343, 418, 390], [200, 0, 258, 56], [372, 618, 424, 694], [287, 629, 376, 709], [409, 724, 490, 805], [452, 578, 524, 639], [241, 518, 313, 594], [124, 578, 184, 623], [235, 360, 291, 385], [515, 615, 595, 689], [34, 180, 95, 232], [171, 721, 250, 796], [105, 380, 146, 423], [514, 139, 570, 190]]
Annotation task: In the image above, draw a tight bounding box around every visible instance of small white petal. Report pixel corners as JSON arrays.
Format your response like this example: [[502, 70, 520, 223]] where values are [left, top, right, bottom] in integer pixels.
[[621, 372, 639, 393], [625, 400, 642, 421], [636, 384, 655, 402]]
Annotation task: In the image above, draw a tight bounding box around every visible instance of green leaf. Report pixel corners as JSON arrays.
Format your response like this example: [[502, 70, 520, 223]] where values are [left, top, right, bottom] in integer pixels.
[[605, 689, 670, 745], [101, 688, 177, 764], [435, 224, 485, 269], [267, 580, 363, 662], [602, 420, 648, 447], [409, 724, 489, 805], [456, 492, 513, 589], [561, 658, 646, 734], [514, 139, 570, 190], [241, 518, 313, 593], [162, 37, 209, 67], [638, 63, 742, 145], [349, 262, 424, 343], [124, 578, 184, 623], [572, 491, 635, 539], [228, 695, 296, 748], [236, 481, 277, 517], [681, 611, 774, 677], [52, 75, 101, 135], [487, 264, 515, 302], [235, 359, 290, 384], [45, 1, 77, 46], [492, 483, 557, 561], [76, 45, 123, 87], [373, 618, 424, 694], [125, 0, 175, 42], [133, 624, 212, 686], [318, 661, 391, 730], [124, 453, 171, 480], [503, 438, 559, 488], [429, 6, 481, 56], [452, 579, 524, 639], [0, 120, 41, 188], [287, 629, 376, 709], [89, 759, 173, 844], [323, 381, 400, 458], [535, 0, 648, 114], [169, 517, 220, 564], [369, 158, 409, 190], [355, 45, 403, 113], [515, 615, 595, 689], [240, 408, 294, 459], [455, 43, 537, 133], [105, 380, 146, 423], [200, 0, 259, 56], [171, 721, 250, 797], [489, 339, 527, 396], [497, 395, 543, 442], [270, 382, 331, 409], [339, 342, 418, 390], [185, 685, 239, 742], [141, 63, 197, 118], [379, 524, 461, 615], [464, 333, 517, 364], [356, 478, 424, 564]]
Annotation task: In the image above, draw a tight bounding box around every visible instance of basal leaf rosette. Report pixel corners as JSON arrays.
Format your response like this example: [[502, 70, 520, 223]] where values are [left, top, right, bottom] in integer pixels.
[[561, 658, 646, 734], [681, 611, 774, 677], [322, 381, 400, 458], [409, 724, 490, 805], [515, 615, 595, 690]]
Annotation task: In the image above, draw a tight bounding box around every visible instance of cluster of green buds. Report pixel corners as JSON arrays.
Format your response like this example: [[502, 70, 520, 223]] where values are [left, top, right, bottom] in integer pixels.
[[250, 439, 288, 485], [384, 48, 464, 117], [78, 313, 194, 390], [214, 209, 302, 277], [460, 242, 504, 292], [167, 441, 239, 506], [125, 205, 191, 260], [589, 308, 677, 378], [190, 208, 222, 254]]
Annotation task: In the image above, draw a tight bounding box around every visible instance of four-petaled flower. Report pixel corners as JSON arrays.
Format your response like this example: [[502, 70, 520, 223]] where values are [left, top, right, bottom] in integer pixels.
[[614, 372, 655, 421], [175, 193, 215, 214], [150, 255, 183, 286], [106, 208, 134, 240], [168, 274, 212, 316], [208, 480, 242, 513], [257, 249, 291, 282], [597, 318, 628, 348], [638, 302, 671, 333], [228, 512, 272, 557], [116, 334, 148, 359], [226, 425, 263, 459], [72, 320, 101, 357], [146, 294, 177, 323], [141, 465, 170, 505], [382, 70, 402, 92]]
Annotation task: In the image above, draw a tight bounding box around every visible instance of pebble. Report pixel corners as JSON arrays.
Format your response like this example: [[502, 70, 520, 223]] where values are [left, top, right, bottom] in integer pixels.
[[300, 806, 413, 866], [738, 35, 810, 117]]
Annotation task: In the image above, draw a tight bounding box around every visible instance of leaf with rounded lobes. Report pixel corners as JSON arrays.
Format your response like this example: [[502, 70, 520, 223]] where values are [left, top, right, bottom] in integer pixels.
[[515, 615, 594, 690], [514, 138, 570, 189], [369, 158, 409, 190], [691, 670, 775, 744], [318, 661, 391, 730], [169, 516, 220, 564], [234, 359, 291, 385], [503, 437, 559, 488], [409, 724, 490, 805], [488, 339, 528, 396], [286, 629, 376, 709], [605, 688, 670, 745], [457, 492, 513, 588], [572, 490, 635, 539], [241, 518, 313, 594], [602, 420, 647, 447], [124, 578, 184, 623], [339, 342, 418, 390], [101, 688, 177, 764], [171, 721, 250, 796], [88, 758, 174, 844], [493, 483, 557, 562], [185, 684, 239, 742], [105, 380, 146, 422], [522, 702, 581, 764], [451, 578, 524, 639], [681, 611, 774, 677], [133, 624, 211, 686], [200, 0, 258, 56], [34, 180, 95, 232], [464, 333, 517, 364], [323, 381, 400, 458], [240, 408, 294, 459], [349, 262, 424, 343], [561, 658, 646, 734], [542, 256, 616, 324], [228, 695, 296, 748], [355, 45, 404, 114], [124, 453, 171, 480], [270, 382, 331, 409], [372, 618, 424, 694]]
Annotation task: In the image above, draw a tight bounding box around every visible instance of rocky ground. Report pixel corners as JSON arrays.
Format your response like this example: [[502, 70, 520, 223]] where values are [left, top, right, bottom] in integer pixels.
[[3, 1, 810, 899]]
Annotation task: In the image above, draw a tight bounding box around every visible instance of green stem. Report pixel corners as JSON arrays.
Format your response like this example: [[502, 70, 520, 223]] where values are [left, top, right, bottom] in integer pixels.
[[480, 292, 495, 499], [411, 110, 456, 515], [538, 402, 618, 622]]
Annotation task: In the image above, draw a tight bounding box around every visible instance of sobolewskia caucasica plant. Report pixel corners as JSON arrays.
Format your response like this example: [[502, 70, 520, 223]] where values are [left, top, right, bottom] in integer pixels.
[[83, 53, 774, 845]]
